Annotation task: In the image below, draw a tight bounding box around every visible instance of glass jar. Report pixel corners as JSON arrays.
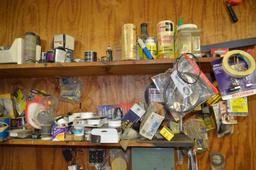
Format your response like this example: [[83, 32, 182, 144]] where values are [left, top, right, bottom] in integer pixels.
[[176, 24, 201, 57]]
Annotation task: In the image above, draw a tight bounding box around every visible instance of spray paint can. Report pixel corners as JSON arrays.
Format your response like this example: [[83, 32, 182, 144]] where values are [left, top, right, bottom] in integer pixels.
[[157, 20, 175, 58], [121, 24, 137, 60], [145, 37, 157, 59]]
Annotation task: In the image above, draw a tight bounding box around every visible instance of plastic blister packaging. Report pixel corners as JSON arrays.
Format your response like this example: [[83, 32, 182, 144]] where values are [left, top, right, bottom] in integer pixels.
[[152, 53, 218, 116], [59, 77, 81, 103]]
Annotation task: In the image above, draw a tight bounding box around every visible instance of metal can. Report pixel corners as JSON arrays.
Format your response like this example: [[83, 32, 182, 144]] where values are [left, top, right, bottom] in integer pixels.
[[145, 37, 157, 60], [54, 47, 67, 63], [157, 20, 175, 59], [121, 24, 137, 60], [84, 51, 97, 62]]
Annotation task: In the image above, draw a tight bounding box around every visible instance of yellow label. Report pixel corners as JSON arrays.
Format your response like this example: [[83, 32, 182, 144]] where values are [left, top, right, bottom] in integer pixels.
[[229, 97, 248, 113], [160, 126, 174, 141]]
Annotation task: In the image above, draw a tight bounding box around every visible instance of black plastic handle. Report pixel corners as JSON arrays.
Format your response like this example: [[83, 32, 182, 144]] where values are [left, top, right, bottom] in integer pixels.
[[226, 3, 238, 23]]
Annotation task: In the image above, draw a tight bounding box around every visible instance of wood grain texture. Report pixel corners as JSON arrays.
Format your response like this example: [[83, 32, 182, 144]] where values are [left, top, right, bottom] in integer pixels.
[[0, 0, 256, 170], [0, 0, 255, 58], [0, 58, 215, 78]]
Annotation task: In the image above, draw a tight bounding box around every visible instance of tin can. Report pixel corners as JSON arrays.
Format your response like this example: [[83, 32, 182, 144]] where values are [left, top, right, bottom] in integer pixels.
[[54, 47, 67, 63], [121, 24, 137, 60], [145, 37, 157, 59], [157, 20, 175, 58], [84, 51, 97, 62]]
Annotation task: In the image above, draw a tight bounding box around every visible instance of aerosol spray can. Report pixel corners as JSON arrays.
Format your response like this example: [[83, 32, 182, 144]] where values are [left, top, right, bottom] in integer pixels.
[[157, 20, 175, 59]]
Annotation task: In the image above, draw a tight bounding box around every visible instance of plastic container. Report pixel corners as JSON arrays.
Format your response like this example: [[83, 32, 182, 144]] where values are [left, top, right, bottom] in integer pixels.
[[121, 24, 137, 60], [176, 24, 201, 57], [157, 20, 175, 59], [24, 32, 37, 63]]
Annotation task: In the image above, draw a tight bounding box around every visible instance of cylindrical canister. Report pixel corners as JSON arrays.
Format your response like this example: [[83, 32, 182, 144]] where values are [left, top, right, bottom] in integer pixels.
[[121, 24, 137, 60], [24, 32, 37, 63], [54, 47, 67, 62], [84, 51, 97, 62], [145, 37, 157, 59], [157, 20, 175, 59]]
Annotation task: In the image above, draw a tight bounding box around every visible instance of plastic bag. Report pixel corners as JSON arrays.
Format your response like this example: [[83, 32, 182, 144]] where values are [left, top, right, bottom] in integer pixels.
[[152, 53, 218, 116], [59, 77, 81, 103]]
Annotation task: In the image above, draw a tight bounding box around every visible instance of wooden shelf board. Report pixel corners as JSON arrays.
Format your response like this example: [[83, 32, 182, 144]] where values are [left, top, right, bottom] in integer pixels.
[[0, 134, 193, 148], [0, 58, 217, 78]]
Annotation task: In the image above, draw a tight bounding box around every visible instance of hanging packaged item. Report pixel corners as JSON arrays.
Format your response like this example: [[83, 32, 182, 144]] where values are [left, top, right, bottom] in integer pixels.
[[152, 53, 218, 116], [184, 118, 208, 152], [176, 24, 201, 57], [212, 50, 256, 100], [227, 97, 248, 116], [121, 24, 137, 60], [212, 102, 234, 138], [0, 93, 16, 118], [157, 20, 175, 59], [59, 77, 81, 103]]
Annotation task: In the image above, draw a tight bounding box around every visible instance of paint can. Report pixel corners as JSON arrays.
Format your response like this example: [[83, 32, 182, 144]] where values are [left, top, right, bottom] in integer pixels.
[[121, 24, 137, 60], [157, 20, 175, 58], [145, 37, 157, 59], [84, 51, 97, 62]]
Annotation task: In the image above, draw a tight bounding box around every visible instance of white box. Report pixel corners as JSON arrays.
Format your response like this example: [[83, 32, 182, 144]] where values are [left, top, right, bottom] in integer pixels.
[[53, 34, 75, 50]]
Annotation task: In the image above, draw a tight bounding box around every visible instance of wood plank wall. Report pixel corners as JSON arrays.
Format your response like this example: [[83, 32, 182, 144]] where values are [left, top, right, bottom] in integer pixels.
[[0, 0, 256, 170]]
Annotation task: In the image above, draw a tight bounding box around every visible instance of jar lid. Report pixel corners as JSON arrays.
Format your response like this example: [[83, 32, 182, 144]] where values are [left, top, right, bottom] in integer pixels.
[[25, 32, 36, 36], [177, 24, 198, 31]]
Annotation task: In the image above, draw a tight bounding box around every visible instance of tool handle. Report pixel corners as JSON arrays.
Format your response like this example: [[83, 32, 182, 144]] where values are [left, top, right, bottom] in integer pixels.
[[226, 3, 238, 23]]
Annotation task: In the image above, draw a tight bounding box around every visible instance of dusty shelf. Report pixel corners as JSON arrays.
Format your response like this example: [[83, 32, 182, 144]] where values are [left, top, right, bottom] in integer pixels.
[[0, 134, 193, 148], [0, 58, 216, 78]]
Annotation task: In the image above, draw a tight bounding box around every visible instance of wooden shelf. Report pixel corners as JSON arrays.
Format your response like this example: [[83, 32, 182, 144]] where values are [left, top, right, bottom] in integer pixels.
[[0, 134, 193, 148], [0, 58, 216, 78]]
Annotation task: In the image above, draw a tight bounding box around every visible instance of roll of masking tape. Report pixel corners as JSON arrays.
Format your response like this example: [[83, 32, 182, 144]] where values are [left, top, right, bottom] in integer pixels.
[[222, 50, 255, 77]]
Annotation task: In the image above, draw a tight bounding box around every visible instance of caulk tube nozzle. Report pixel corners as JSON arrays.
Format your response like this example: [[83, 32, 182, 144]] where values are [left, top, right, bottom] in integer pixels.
[[138, 38, 153, 59]]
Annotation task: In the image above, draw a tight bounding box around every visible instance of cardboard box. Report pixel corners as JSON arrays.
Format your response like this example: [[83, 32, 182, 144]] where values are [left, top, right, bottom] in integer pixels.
[[139, 112, 164, 140], [53, 34, 75, 50]]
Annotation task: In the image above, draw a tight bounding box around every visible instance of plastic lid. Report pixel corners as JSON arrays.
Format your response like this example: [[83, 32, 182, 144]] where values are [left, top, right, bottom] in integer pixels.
[[177, 24, 198, 31], [178, 18, 184, 26]]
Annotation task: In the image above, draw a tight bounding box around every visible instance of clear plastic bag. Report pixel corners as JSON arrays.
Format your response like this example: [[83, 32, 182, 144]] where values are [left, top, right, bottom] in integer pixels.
[[59, 77, 81, 103], [152, 53, 218, 116]]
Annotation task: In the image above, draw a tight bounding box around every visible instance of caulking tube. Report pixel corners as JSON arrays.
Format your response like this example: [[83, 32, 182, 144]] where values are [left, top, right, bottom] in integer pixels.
[[138, 38, 153, 59]]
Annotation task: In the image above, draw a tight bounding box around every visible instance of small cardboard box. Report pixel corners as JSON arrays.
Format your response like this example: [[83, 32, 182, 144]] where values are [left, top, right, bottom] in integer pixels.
[[121, 104, 145, 130], [139, 112, 164, 140], [53, 34, 75, 50]]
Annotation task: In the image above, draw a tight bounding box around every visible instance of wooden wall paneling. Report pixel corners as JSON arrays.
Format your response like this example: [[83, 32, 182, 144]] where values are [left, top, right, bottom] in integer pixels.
[[0, 0, 255, 58], [0, 75, 152, 114], [0, 0, 256, 169]]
